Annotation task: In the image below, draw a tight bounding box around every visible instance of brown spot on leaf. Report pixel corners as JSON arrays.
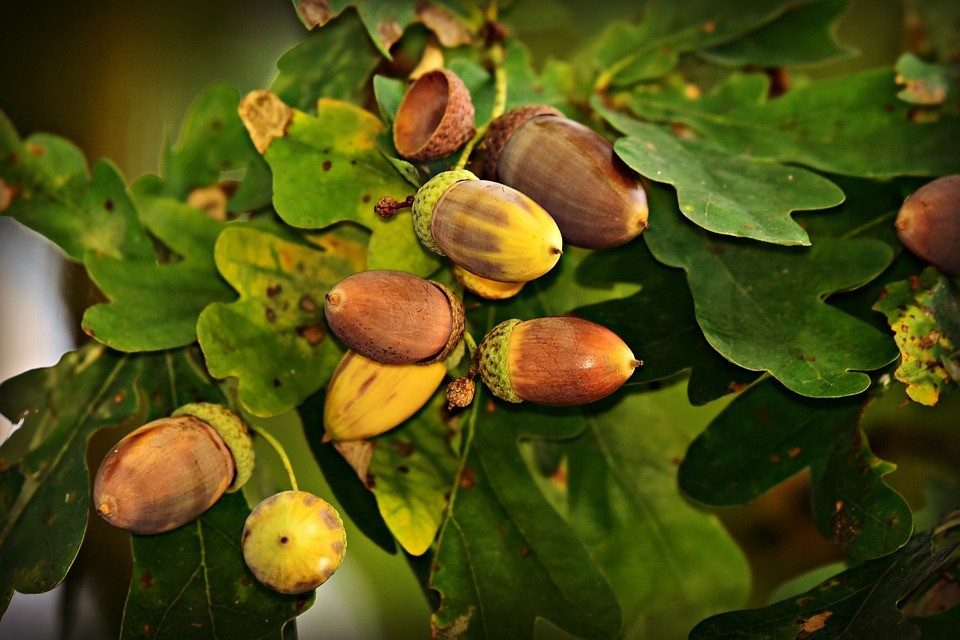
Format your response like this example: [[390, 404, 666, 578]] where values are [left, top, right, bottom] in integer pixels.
[[459, 466, 475, 489], [273, 378, 281, 387], [104, 199, 114, 211], [266, 284, 282, 297], [113, 391, 125, 404], [362, 194, 371, 203], [27, 143, 44, 156], [701, 20, 716, 33], [239, 90, 293, 154], [485, 399, 496, 414], [323, 160, 332, 171], [728, 382, 747, 393], [296, 0, 334, 28], [265, 307, 276, 323], [909, 275, 921, 291], [397, 465, 409, 474], [797, 353, 806, 360], [797, 611, 832, 638], [831, 501, 861, 548], [366, 472, 376, 488], [297, 322, 325, 347], [241, 578, 251, 586], [520, 545, 531, 558], [299, 295, 317, 312], [770, 454, 781, 463], [394, 441, 415, 457], [140, 571, 153, 590], [417, 3, 473, 47], [295, 596, 310, 611], [377, 19, 404, 50], [788, 447, 802, 458]]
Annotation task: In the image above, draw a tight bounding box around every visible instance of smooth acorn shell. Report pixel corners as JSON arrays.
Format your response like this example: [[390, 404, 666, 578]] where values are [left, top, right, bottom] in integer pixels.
[[94, 416, 236, 534], [242, 490, 346, 594], [477, 317, 640, 406], [324, 270, 463, 364], [393, 68, 475, 162], [324, 350, 447, 441], [453, 264, 525, 300], [432, 180, 563, 282], [488, 110, 649, 249], [895, 174, 960, 274]]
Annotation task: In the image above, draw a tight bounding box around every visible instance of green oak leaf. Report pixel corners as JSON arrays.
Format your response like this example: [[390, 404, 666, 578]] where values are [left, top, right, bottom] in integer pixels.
[[645, 185, 898, 398], [572, 241, 758, 406], [362, 393, 459, 556], [681, 378, 913, 562], [594, 0, 821, 85], [141, 83, 272, 214], [272, 12, 380, 112], [565, 380, 750, 639], [0, 114, 153, 262], [626, 69, 960, 178], [0, 345, 220, 614], [81, 195, 235, 352], [873, 267, 960, 406], [292, 1, 419, 57], [701, 0, 857, 67], [689, 531, 955, 639], [259, 96, 438, 277], [598, 103, 844, 245], [123, 492, 310, 639], [895, 53, 951, 106], [197, 226, 360, 417], [430, 394, 622, 640]]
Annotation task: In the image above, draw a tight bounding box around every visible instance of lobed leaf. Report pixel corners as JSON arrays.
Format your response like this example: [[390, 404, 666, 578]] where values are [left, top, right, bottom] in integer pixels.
[[0, 346, 219, 614], [82, 195, 235, 352], [0, 114, 153, 262], [681, 378, 913, 562], [689, 531, 955, 639], [894, 53, 952, 106], [700, 0, 857, 67], [123, 493, 310, 640], [645, 185, 898, 398], [292, 0, 419, 57], [627, 69, 960, 178], [565, 380, 751, 639], [430, 397, 622, 640], [197, 226, 361, 417], [598, 103, 845, 245], [249, 94, 438, 277], [873, 267, 960, 406]]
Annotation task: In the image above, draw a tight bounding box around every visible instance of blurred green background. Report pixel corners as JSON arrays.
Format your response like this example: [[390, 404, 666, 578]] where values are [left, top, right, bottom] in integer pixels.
[[1, 0, 954, 639]]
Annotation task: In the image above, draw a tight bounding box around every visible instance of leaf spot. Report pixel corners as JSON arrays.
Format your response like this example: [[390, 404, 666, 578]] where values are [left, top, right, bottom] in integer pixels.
[[458, 466, 475, 489], [797, 610, 832, 638], [140, 571, 153, 590], [323, 160, 332, 171]]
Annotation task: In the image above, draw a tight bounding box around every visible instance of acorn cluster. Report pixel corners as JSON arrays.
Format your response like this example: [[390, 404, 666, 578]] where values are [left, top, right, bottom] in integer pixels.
[[320, 68, 646, 444]]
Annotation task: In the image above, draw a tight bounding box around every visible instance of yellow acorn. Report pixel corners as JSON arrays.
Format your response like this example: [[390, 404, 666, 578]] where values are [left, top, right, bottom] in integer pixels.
[[412, 169, 563, 283], [93, 403, 254, 534], [453, 264, 525, 300], [323, 350, 446, 441], [476, 317, 640, 406], [241, 490, 346, 594], [484, 105, 649, 249]]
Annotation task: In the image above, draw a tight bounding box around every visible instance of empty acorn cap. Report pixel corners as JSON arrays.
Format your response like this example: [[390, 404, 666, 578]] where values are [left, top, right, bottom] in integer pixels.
[[393, 68, 476, 162], [172, 402, 254, 491]]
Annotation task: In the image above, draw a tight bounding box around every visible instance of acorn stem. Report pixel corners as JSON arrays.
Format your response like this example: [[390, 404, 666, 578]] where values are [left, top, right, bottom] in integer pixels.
[[375, 195, 415, 219], [250, 424, 298, 492], [453, 43, 507, 171]]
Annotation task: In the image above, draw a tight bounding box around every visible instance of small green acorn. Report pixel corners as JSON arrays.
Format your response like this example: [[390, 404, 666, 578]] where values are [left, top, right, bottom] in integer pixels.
[[241, 490, 346, 594], [476, 317, 640, 406], [412, 169, 563, 283]]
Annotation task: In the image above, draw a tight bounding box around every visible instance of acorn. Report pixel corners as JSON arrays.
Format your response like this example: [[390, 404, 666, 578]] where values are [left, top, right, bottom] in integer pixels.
[[324, 270, 464, 365], [476, 317, 640, 406], [483, 105, 649, 249], [241, 490, 346, 594], [453, 264, 525, 300], [323, 350, 447, 441], [413, 169, 563, 282], [93, 403, 255, 535], [895, 174, 960, 275], [393, 68, 475, 162]]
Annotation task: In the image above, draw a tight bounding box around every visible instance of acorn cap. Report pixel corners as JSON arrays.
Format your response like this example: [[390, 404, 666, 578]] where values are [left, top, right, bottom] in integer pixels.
[[423, 280, 466, 364], [412, 169, 478, 254], [483, 105, 564, 180], [393, 68, 476, 162], [475, 318, 523, 403], [173, 402, 254, 491]]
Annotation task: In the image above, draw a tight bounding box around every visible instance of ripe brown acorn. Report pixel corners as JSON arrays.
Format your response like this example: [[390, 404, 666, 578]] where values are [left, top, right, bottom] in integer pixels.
[[895, 174, 960, 275], [324, 270, 464, 365], [413, 169, 563, 283], [393, 68, 475, 162], [476, 317, 641, 406], [93, 403, 255, 534], [484, 105, 649, 249]]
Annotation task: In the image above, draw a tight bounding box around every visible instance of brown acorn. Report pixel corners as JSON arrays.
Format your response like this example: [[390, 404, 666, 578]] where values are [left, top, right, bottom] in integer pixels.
[[476, 317, 640, 406], [324, 270, 464, 365], [484, 105, 649, 249], [895, 174, 960, 275], [393, 68, 476, 162], [413, 170, 563, 283], [93, 403, 255, 534]]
